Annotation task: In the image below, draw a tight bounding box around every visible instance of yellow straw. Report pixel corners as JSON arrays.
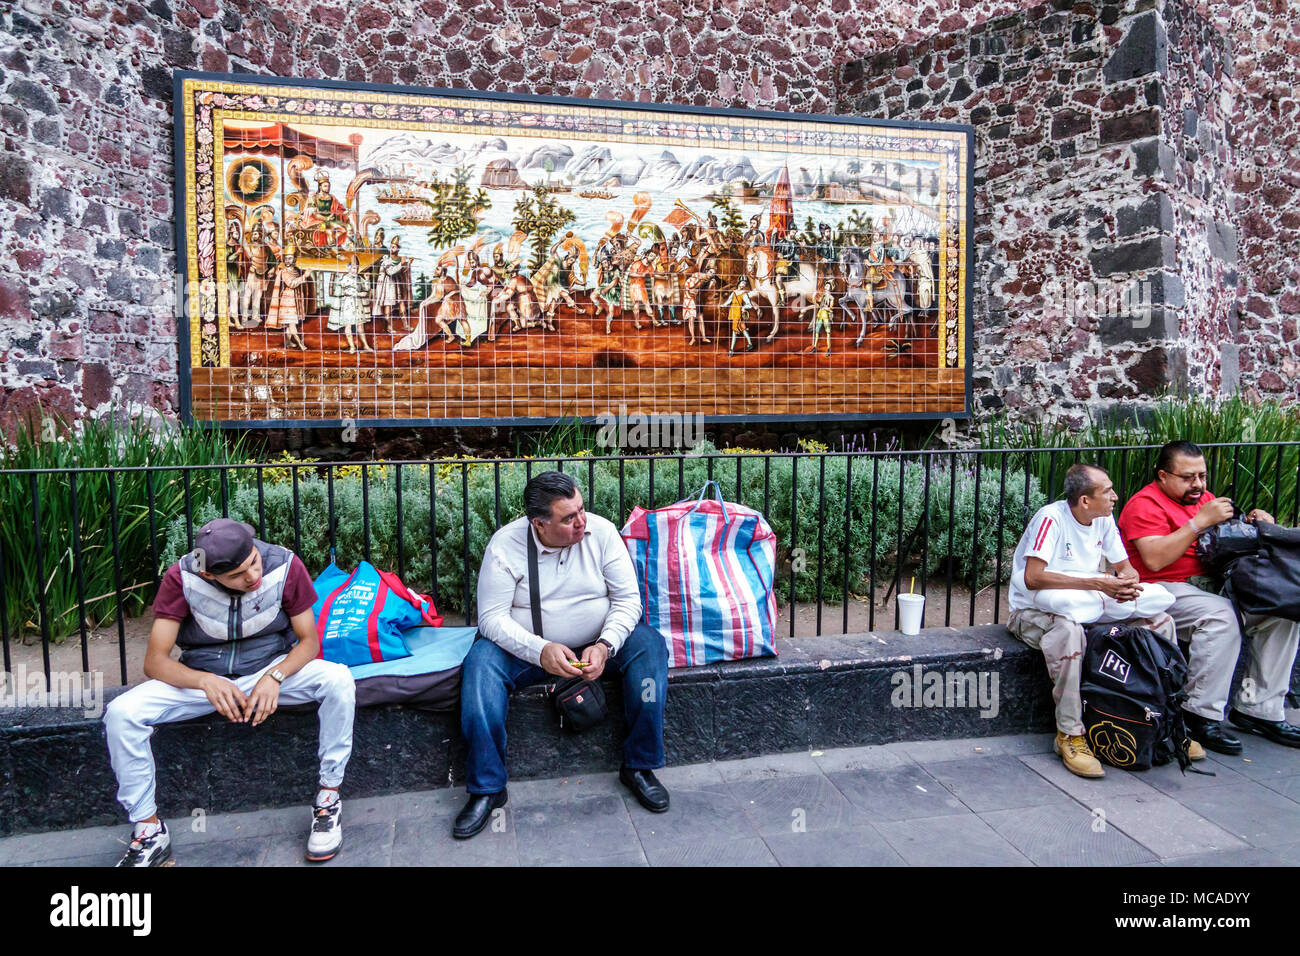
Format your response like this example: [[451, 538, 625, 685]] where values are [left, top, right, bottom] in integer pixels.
[[909, 577, 915, 595]]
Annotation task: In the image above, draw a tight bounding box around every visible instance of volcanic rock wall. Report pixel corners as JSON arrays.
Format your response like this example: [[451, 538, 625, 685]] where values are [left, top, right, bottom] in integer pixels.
[[0, 0, 1294, 441]]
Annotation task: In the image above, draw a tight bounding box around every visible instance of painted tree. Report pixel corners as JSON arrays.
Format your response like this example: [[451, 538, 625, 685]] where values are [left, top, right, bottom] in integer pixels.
[[512, 185, 577, 271], [421, 164, 491, 251], [711, 185, 746, 238]]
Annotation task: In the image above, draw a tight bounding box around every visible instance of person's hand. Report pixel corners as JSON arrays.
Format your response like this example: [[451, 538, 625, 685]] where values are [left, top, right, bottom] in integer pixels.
[[1097, 576, 1141, 602], [245, 674, 281, 726], [580, 642, 609, 681], [1115, 565, 1140, 585], [200, 674, 249, 723], [1194, 497, 1234, 530], [1246, 508, 1275, 525], [540, 641, 584, 678]]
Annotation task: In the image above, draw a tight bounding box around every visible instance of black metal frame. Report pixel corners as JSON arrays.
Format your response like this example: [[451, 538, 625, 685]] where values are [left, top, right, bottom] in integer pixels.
[[7, 440, 1297, 689], [172, 70, 976, 430]]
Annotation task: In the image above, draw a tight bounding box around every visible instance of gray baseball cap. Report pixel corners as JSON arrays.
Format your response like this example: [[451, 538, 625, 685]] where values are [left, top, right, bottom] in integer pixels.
[[194, 518, 256, 574]]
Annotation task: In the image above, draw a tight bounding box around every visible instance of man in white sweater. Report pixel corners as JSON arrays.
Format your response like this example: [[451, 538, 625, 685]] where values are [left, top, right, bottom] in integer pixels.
[[453, 471, 671, 839]]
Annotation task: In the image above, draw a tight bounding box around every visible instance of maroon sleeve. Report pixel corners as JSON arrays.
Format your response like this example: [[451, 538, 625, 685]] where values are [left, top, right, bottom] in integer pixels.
[[281, 554, 319, 617], [151, 564, 190, 621]]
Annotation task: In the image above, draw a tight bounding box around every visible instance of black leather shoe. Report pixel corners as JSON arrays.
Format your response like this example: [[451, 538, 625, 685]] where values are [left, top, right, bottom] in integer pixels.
[[452, 789, 508, 839], [620, 766, 670, 813], [1229, 708, 1300, 749], [1184, 710, 1243, 755]]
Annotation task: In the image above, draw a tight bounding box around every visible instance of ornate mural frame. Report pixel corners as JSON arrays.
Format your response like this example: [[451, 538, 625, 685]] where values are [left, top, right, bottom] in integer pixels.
[[173, 71, 974, 428]]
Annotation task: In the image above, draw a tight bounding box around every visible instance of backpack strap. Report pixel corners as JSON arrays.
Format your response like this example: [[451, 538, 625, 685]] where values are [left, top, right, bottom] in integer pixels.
[[527, 522, 544, 641]]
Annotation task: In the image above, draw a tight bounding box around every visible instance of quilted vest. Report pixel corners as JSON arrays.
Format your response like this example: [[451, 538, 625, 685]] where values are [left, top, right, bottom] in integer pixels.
[[175, 540, 297, 676]]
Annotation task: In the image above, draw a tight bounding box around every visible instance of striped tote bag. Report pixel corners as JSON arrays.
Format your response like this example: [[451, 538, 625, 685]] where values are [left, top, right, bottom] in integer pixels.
[[621, 481, 778, 668]]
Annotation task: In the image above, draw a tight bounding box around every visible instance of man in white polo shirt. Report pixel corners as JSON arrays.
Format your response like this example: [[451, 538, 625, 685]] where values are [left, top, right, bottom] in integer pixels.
[[1007, 464, 1192, 778], [453, 471, 671, 839]]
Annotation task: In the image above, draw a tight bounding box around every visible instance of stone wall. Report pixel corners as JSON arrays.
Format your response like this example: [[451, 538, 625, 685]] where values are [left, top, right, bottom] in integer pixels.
[[0, 0, 1294, 445]]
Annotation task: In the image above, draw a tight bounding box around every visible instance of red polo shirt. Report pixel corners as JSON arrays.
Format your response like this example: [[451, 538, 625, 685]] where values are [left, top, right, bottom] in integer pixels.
[[1117, 482, 1212, 583]]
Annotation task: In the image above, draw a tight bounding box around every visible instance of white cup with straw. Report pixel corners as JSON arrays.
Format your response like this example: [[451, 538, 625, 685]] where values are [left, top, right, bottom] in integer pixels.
[[898, 577, 925, 635]]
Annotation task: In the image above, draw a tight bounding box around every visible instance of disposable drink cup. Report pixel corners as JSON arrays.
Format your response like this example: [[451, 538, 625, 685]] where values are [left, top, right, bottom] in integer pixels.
[[898, 593, 925, 635]]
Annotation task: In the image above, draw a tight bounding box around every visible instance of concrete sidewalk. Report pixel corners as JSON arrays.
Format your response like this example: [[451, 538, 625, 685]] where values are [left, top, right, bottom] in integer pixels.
[[4, 727, 1299, 867]]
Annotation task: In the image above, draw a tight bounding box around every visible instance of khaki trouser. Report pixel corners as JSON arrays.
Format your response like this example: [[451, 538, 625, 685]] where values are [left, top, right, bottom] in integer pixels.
[[1009, 607, 1177, 736], [1163, 580, 1298, 722]]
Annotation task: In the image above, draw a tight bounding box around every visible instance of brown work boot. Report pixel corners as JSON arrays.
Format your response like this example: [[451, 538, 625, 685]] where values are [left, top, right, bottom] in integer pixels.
[[1054, 731, 1105, 778], [1187, 738, 1206, 761]]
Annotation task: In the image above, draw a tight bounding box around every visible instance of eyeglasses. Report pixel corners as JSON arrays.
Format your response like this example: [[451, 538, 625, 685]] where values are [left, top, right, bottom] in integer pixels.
[[1168, 472, 1208, 482]]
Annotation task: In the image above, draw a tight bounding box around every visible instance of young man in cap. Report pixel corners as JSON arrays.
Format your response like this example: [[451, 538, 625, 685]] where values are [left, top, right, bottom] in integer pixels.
[[103, 518, 355, 866]]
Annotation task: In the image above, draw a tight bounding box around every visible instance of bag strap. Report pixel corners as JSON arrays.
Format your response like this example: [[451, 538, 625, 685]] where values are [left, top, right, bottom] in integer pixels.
[[527, 521, 544, 641], [684, 480, 730, 524]]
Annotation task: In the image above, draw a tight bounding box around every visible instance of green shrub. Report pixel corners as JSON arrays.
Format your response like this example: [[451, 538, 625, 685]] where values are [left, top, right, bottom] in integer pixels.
[[158, 446, 1044, 617], [0, 410, 248, 640]]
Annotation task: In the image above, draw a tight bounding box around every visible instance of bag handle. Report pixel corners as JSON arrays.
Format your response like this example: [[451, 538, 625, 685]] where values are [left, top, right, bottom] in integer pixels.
[[527, 521, 544, 640], [684, 480, 729, 524]]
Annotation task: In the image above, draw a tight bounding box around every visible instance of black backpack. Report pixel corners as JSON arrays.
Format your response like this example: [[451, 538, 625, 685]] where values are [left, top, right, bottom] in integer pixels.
[[1080, 623, 1199, 773], [1221, 522, 1300, 622]]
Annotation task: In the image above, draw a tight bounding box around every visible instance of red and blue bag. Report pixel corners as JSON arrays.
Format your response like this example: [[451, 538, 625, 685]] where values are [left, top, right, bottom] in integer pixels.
[[312, 561, 444, 666], [621, 481, 778, 668]]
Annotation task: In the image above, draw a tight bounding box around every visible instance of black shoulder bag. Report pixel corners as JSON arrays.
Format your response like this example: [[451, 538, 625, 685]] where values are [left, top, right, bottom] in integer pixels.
[[528, 525, 608, 732]]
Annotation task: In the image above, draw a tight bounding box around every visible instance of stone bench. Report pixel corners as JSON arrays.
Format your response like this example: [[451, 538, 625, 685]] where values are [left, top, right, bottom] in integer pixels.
[[8, 620, 1286, 837]]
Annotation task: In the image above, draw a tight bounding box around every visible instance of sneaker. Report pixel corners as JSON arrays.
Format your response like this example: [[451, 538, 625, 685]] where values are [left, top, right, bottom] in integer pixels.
[[305, 790, 343, 862], [1054, 731, 1105, 778], [116, 820, 171, 867]]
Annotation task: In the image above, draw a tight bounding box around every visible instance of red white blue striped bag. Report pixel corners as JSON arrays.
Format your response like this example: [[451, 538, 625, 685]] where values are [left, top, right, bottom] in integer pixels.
[[621, 481, 778, 668]]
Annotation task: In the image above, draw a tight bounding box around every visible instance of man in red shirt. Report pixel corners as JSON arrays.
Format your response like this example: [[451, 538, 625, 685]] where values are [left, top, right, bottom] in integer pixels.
[[103, 519, 355, 866], [1118, 441, 1300, 755]]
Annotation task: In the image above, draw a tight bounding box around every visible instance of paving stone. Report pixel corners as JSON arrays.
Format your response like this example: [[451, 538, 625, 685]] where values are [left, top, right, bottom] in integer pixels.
[[809, 743, 912, 774], [714, 750, 823, 782], [1267, 841, 1300, 866], [261, 820, 395, 867], [825, 764, 967, 821], [763, 825, 907, 867], [643, 835, 778, 867], [652, 761, 728, 790], [1018, 752, 1161, 802], [728, 772, 870, 836], [508, 770, 625, 807], [514, 794, 640, 866], [1175, 782, 1300, 847], [980, 804, 1159, 865], [391, 812, 518, 866], [170, 804, 302, 848], [1258, 775, 1300, 803], [1205, 738, 1300, 782], [1091, 791, 1248, 859], [897, 733, 1055, 763], [874, 812, 1032, 866], [921, 755, 1080, 813], [539, 850, 647, 866], [624, 781, 755, 847], [1142, 755, 1250, 796], [174, 835, 268, 867], [0, 821, 126, 865], [1162, 846, 1285, 867]]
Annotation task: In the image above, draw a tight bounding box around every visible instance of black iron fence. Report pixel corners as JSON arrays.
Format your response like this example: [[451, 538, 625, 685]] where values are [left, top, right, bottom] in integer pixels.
[[3, 441, 1298, 687]]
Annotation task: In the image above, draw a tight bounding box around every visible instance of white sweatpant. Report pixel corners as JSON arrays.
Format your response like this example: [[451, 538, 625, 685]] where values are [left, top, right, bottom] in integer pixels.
[[104, 656, 356, 823]]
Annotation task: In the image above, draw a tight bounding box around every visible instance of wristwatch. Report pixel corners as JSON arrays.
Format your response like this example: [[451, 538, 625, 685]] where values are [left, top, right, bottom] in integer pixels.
[[596, 638, 614, 654], [268, 669, 285, 684]]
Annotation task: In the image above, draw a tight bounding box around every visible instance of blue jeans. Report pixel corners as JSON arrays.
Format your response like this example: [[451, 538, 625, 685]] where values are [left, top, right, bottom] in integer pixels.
[[460, 622, 669, 794]]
